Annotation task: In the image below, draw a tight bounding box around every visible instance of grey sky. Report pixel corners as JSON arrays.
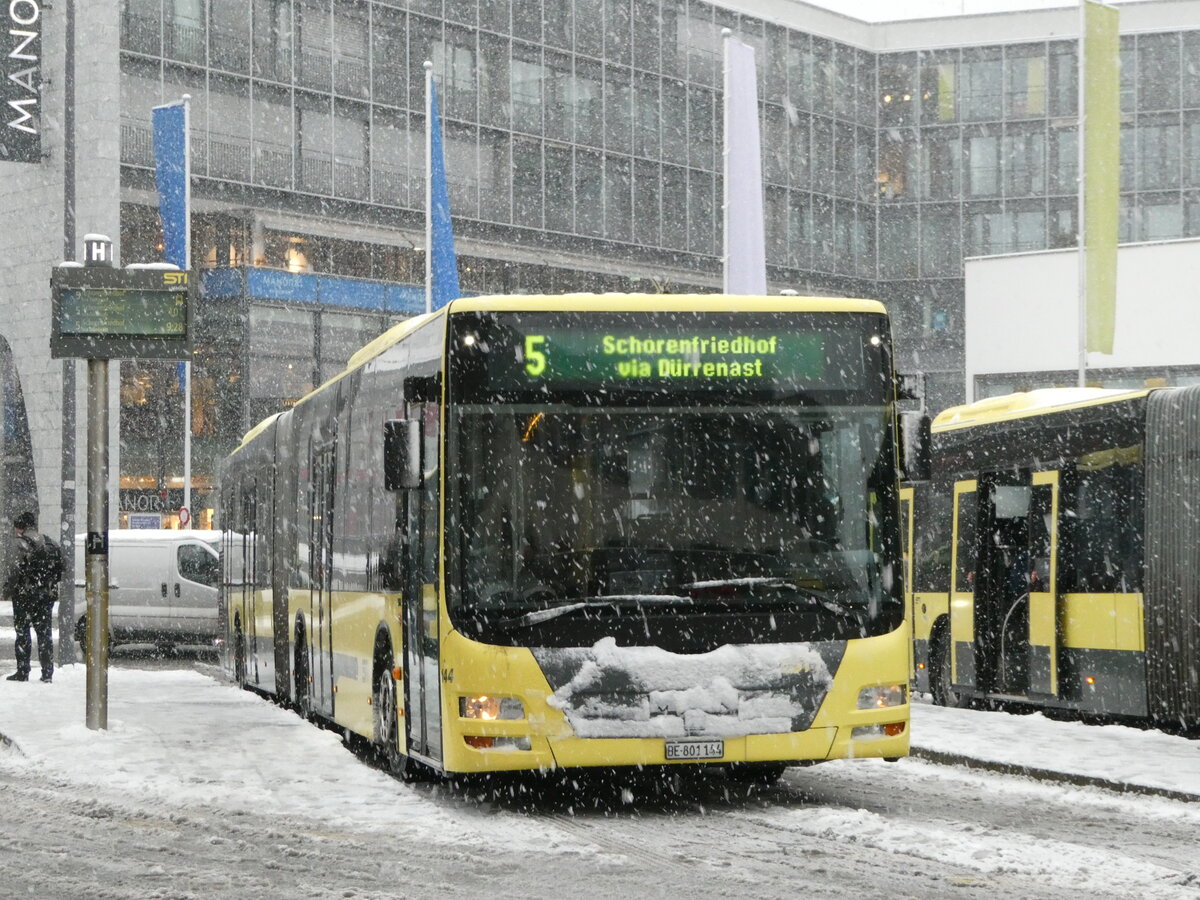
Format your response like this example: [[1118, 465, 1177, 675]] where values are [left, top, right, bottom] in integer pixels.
[[802, 0, 1152, 23]]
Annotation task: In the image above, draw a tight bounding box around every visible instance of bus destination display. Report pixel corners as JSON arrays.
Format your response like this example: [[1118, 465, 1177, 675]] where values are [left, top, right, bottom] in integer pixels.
[[454, 311, 884, 398]]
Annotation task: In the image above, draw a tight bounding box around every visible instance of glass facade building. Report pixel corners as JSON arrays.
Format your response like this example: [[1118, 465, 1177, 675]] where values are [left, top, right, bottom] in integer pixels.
[[106, 1, 1200, 521]]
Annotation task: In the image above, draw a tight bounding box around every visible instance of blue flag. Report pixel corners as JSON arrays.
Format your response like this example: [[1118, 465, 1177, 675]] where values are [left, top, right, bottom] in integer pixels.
[[152, 100, 190, 270], [428, 79, 460, 311]]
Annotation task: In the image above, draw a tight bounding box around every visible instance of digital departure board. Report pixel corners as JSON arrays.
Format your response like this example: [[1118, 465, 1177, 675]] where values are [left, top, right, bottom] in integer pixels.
[[50, 266, 193, 359]]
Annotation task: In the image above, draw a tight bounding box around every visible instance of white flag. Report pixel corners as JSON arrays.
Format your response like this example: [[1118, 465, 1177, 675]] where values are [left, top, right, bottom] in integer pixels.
[[723, 34, 766, 295]]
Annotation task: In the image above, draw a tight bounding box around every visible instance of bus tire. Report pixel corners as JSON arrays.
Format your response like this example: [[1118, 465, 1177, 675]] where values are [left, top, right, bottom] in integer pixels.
[[372, 652, 403, 775], [294, 625, 312, 718], [930, 625, 970, 709]]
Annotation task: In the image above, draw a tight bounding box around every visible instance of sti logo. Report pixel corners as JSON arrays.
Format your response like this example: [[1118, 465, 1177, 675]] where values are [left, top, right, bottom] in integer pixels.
[[162, 272, 188, 286]]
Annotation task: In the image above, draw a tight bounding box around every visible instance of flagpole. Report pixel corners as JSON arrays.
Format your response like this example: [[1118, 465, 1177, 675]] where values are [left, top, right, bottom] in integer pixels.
[[424, 61, 433, 316], [1077, 1, 1087, 389], [721, 28, 732, 294], [182, 94, 193, 523]]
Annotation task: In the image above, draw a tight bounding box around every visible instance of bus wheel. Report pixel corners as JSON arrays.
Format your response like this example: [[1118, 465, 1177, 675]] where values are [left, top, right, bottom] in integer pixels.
[[294, 630, 312, 718], [930, 627, 970, 709], [373, 659, 403, 775], [233, 623, 247, 686]]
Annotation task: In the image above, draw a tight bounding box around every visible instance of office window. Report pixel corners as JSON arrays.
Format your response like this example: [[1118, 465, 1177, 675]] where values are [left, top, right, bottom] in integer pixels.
[[544, 145, 573, 232], [1003, 125, 1046, 196], [1048, 125, 1077, 194], [575, 61, 603, 147], [512, 139, 543, 229], [921, 205, 961, 277], [208, 78, 251, 181], [1137, 33, 1180, 112], [299, 98, 334, 194], [604, 155, 632, 242], [967, 131, 999, 197], [252, 87, 294, 189], [633, 72, 660, 159], [333, 2, 369, 99], [479, 34, 511, 129], [334, 103, 368, 200], [1005, 47, 1046, 118], [788, 191, 811, 270], [661, 164, 687, 249], [297, 0, 332, 92], [633, 159, 661, 246], [920, 53, 958, 124], [1138, 118, 1181, 190], [687, 168, 714, 255], [1048, 41, 1077, 117], [511, 49, 543, 135], [371, 6, 406, 107], [372, 111, 411, 207], [210, 0, 251, 73], [575, 151, 603, 237], [480, 130, 512, 224]]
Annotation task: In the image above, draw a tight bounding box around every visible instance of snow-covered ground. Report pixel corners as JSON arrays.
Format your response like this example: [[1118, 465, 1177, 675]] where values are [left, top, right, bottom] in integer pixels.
[[1, 662, 1198, 899]]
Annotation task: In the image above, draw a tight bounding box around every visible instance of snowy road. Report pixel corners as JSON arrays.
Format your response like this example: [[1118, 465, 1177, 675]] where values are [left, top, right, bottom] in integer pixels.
[[1, 662, 1198, 899]]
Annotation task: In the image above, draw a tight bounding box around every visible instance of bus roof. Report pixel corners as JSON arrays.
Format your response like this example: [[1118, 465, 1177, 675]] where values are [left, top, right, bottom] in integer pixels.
[[933, 387, 1154, 432], [446, 293, 886, 315]]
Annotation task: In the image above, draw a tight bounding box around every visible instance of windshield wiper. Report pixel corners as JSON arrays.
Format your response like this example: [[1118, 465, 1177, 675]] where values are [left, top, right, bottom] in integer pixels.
[[682, 577, 859, 619], [497, 594, 690, 629]]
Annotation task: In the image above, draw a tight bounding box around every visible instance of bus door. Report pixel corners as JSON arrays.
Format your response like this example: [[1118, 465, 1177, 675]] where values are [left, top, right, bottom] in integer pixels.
[[900, 486, 915, 681], [1027, 471, 1060, 697], [949, 480, 978, 690], [310, 443, 336, 716], [404, 398, 442, 765], [238, 484, 255, 681]]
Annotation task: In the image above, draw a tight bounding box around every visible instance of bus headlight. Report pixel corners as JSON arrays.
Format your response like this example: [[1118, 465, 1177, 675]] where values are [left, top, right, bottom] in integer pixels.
[[857, 684, 907, 709], [459, 695, 525, 720]]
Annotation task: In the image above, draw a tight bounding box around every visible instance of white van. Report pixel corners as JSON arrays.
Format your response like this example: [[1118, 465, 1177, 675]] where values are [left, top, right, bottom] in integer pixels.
[[72, 530, 221, 648]]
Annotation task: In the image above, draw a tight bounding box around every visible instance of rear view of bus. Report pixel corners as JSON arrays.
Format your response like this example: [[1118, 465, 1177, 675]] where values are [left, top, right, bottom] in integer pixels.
[[436, 297, 909, 775]]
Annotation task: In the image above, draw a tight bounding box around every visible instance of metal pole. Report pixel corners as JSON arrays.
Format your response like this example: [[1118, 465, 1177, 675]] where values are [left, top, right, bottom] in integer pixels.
[[58, 0, 77, 665], [182, 95, 192, 523], [1077, 0, 1088, 388], [85, 361, 109, 730], [424, 60, 433, 316]]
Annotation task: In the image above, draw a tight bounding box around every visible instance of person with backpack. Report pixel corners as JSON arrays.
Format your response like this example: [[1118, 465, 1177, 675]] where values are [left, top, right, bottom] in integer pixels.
[[5, 510, 62, 683]]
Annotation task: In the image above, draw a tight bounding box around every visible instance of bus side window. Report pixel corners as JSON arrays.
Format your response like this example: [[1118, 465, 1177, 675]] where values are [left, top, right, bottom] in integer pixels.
[[955, 491, 977, 593], [1029, 485, 1053, 587]]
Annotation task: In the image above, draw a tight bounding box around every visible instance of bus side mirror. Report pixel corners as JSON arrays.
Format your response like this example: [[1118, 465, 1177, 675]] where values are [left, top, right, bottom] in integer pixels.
[[898, 411, 932, 482], [384, 419, 422, 490]]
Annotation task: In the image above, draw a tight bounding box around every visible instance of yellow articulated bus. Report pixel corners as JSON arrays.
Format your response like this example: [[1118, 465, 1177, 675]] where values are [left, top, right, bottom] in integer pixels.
[[904, 387, 1200, 731], [218, 294, 910, 782]]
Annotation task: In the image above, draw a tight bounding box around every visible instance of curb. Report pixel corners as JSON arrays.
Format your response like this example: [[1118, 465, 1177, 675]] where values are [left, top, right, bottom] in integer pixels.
[[911, 746, 1200, 804]]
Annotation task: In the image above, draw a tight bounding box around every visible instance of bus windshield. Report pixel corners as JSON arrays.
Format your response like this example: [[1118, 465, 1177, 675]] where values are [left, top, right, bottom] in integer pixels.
[[447, 311, 902, 650]]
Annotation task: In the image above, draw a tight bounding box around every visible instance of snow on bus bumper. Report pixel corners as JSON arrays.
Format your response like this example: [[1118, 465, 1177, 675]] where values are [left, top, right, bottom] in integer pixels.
[[440, 626, 909, 773]]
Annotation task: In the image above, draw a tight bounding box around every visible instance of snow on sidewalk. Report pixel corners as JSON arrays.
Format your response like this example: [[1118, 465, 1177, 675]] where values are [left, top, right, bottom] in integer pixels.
[[0, 665, 588, 856], [910, 701, 1200, 799]]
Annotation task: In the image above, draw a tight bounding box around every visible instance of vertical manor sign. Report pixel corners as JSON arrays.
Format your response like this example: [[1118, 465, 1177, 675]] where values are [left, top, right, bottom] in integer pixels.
[[2, 0, 40, 163]]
